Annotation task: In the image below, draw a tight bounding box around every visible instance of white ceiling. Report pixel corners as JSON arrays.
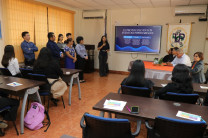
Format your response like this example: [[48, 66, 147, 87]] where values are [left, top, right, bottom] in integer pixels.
[[46, 0, 208, 10]]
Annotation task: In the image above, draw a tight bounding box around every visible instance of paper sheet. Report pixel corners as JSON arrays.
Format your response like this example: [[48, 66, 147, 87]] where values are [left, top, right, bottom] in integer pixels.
[[176, 111, 201, 121], [7, 82, 22, 87], [103, 99, 127, 111], [161, 84, 167, 87], [200, 86, 208, 89]]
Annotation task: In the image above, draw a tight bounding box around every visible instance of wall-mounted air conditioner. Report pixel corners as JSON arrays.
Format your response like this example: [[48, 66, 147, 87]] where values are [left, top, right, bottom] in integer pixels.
[[175, 5, 207, 16], [82, 10, 105, 19]]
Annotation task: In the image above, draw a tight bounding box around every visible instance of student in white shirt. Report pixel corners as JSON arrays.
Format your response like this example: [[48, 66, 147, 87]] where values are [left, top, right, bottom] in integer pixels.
[[1, 45, 21, 77], [167, 48, 191, 67]]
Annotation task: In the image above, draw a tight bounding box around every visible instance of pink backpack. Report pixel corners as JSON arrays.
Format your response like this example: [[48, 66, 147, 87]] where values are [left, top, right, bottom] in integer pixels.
[[24, 102, 45, 130]]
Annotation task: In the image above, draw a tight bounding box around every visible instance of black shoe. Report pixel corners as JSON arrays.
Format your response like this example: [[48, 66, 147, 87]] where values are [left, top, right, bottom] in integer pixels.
[[51, 98, 58, 106]]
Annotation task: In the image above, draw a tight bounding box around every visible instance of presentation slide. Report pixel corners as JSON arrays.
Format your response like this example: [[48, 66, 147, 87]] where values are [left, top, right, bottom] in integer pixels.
[[115, 26, 162, 54]]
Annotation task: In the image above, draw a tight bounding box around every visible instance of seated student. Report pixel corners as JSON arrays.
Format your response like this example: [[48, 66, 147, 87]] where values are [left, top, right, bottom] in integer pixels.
[[0, 96, 19, 135], [121, 60, 153, 89], [21, 31, 38, 66], [155, 64, 193, 98], [64, 38, 77, 69], [162, 48, 174, 63], [167, 48, 191, 67], [1, 45, 21, 77], [190, 52, 205, 83], [33, 47, 64, 104]]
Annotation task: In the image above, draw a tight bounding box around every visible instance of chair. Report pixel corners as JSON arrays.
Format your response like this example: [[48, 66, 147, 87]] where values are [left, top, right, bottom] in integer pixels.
[[0, 68, 12, 76], [118, 85, 152, 98], [145, 116, 207, 138], [80, 113, 141, 138], [159, 92, 199, 104], [0, 106, 19, 136], [28, 73, 65, 111], [19, 68, 33, 79]]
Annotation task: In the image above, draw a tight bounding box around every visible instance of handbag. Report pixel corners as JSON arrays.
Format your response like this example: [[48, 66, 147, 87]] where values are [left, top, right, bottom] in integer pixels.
[[47, 77, 67, 99]]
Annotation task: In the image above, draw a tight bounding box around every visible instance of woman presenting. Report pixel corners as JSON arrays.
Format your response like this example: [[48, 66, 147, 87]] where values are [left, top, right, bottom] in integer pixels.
[[97, 35, 110, 77]]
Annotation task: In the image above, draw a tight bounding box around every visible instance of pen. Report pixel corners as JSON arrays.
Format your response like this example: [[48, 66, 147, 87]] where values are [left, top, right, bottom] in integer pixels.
[[126, 106, 131, 113]]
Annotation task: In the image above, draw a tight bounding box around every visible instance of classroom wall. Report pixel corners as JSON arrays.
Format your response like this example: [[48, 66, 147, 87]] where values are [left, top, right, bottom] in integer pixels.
[[76, 7, 208, 72]]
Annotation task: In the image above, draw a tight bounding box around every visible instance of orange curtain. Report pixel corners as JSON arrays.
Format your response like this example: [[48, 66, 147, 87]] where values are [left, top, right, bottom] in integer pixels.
[[2, 0, 35, 62], [48, 7, 74, 42], [2, 0, 75, 62], [34, 5, 48, 57]]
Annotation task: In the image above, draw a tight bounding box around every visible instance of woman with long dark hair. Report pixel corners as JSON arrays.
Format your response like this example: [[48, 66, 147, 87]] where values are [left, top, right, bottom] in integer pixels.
[[121, 60, 153, 88], [98, 35, 110, 77], [57, 34, 65, 51], [33, 47, 63, 79], [155, 64, 193, 98], [1, 45, 21, 76], [33, 47, 65, 104]]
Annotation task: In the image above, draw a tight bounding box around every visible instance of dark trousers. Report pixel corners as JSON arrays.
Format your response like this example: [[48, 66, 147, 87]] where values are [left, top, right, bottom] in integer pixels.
[[77, 56, 86, 80], [24, 59, 35, 66], [0, 97, 19, 121], [99, 54, 108, 76]]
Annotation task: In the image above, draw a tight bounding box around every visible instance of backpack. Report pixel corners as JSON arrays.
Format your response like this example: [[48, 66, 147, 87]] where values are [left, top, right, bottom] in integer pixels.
[[24, 102, 45, 130]]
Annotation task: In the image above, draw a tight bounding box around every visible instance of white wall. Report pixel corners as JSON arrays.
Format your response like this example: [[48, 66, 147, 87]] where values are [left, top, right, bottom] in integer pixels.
[[0, 0, 4, 67], [77, 7, 208, 72]]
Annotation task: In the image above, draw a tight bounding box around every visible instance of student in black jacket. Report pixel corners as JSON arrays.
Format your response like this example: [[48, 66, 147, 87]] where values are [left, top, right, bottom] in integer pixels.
[[121, 60, 153, 89], [155, 64, 193, 98], [33, 47, 63, 104]]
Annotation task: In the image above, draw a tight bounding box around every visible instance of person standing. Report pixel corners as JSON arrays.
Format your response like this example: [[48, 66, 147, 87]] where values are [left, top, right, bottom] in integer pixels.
[[190, 52, 205, 83], [98, 35, 110, 77], [46, 32, 63, 62], [75, 36, 88, 83], [21, 31, 38, 66], [57, 34, 66, 52], [65, 33, 76, 48], [65, 38, 77, 69]]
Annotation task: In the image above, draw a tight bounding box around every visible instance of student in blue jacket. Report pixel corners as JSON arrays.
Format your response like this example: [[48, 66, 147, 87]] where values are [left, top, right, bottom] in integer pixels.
[[46, 32, 63, 63], [21, 31, 38, 66]]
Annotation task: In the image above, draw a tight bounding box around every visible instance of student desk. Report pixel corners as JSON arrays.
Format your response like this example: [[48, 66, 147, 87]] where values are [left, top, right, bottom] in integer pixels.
[[93, 93, 208, 123], [0, 75, 45, 134], [149, 78, 208, 95], [61, 68, 82, 105]]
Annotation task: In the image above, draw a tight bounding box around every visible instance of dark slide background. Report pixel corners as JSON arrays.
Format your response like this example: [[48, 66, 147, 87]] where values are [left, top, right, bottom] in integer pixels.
[[115, 26, 162, 53]]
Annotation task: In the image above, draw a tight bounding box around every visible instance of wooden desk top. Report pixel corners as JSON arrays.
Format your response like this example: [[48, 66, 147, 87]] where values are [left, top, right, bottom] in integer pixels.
[[148, 78, 208, 94], [61, 68, 82, 75], [93, 93, 208, 122], [0, 75, 45, 93]]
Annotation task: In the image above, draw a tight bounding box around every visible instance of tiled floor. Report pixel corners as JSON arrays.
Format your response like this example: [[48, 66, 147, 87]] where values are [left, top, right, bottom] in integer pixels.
[[3, 72, 147, 138]]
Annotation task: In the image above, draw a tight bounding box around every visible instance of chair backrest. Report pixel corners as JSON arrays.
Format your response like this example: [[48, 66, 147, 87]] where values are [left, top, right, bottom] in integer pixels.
[[28, 73, 50, 91], [20, 68, 33, 79], [121, 85, 151, 97], [160, 92, 199, 104], [0, 68, 12, 76], [153, 116, 207, 138], [82, 113, 133, 138]]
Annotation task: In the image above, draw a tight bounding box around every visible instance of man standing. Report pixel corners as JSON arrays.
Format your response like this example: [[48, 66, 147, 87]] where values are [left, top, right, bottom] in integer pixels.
[[65, 33, 76, 48], [167, 48, 191, 67], [47, 32, 63, 62], [21, 31, 38, 66]]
